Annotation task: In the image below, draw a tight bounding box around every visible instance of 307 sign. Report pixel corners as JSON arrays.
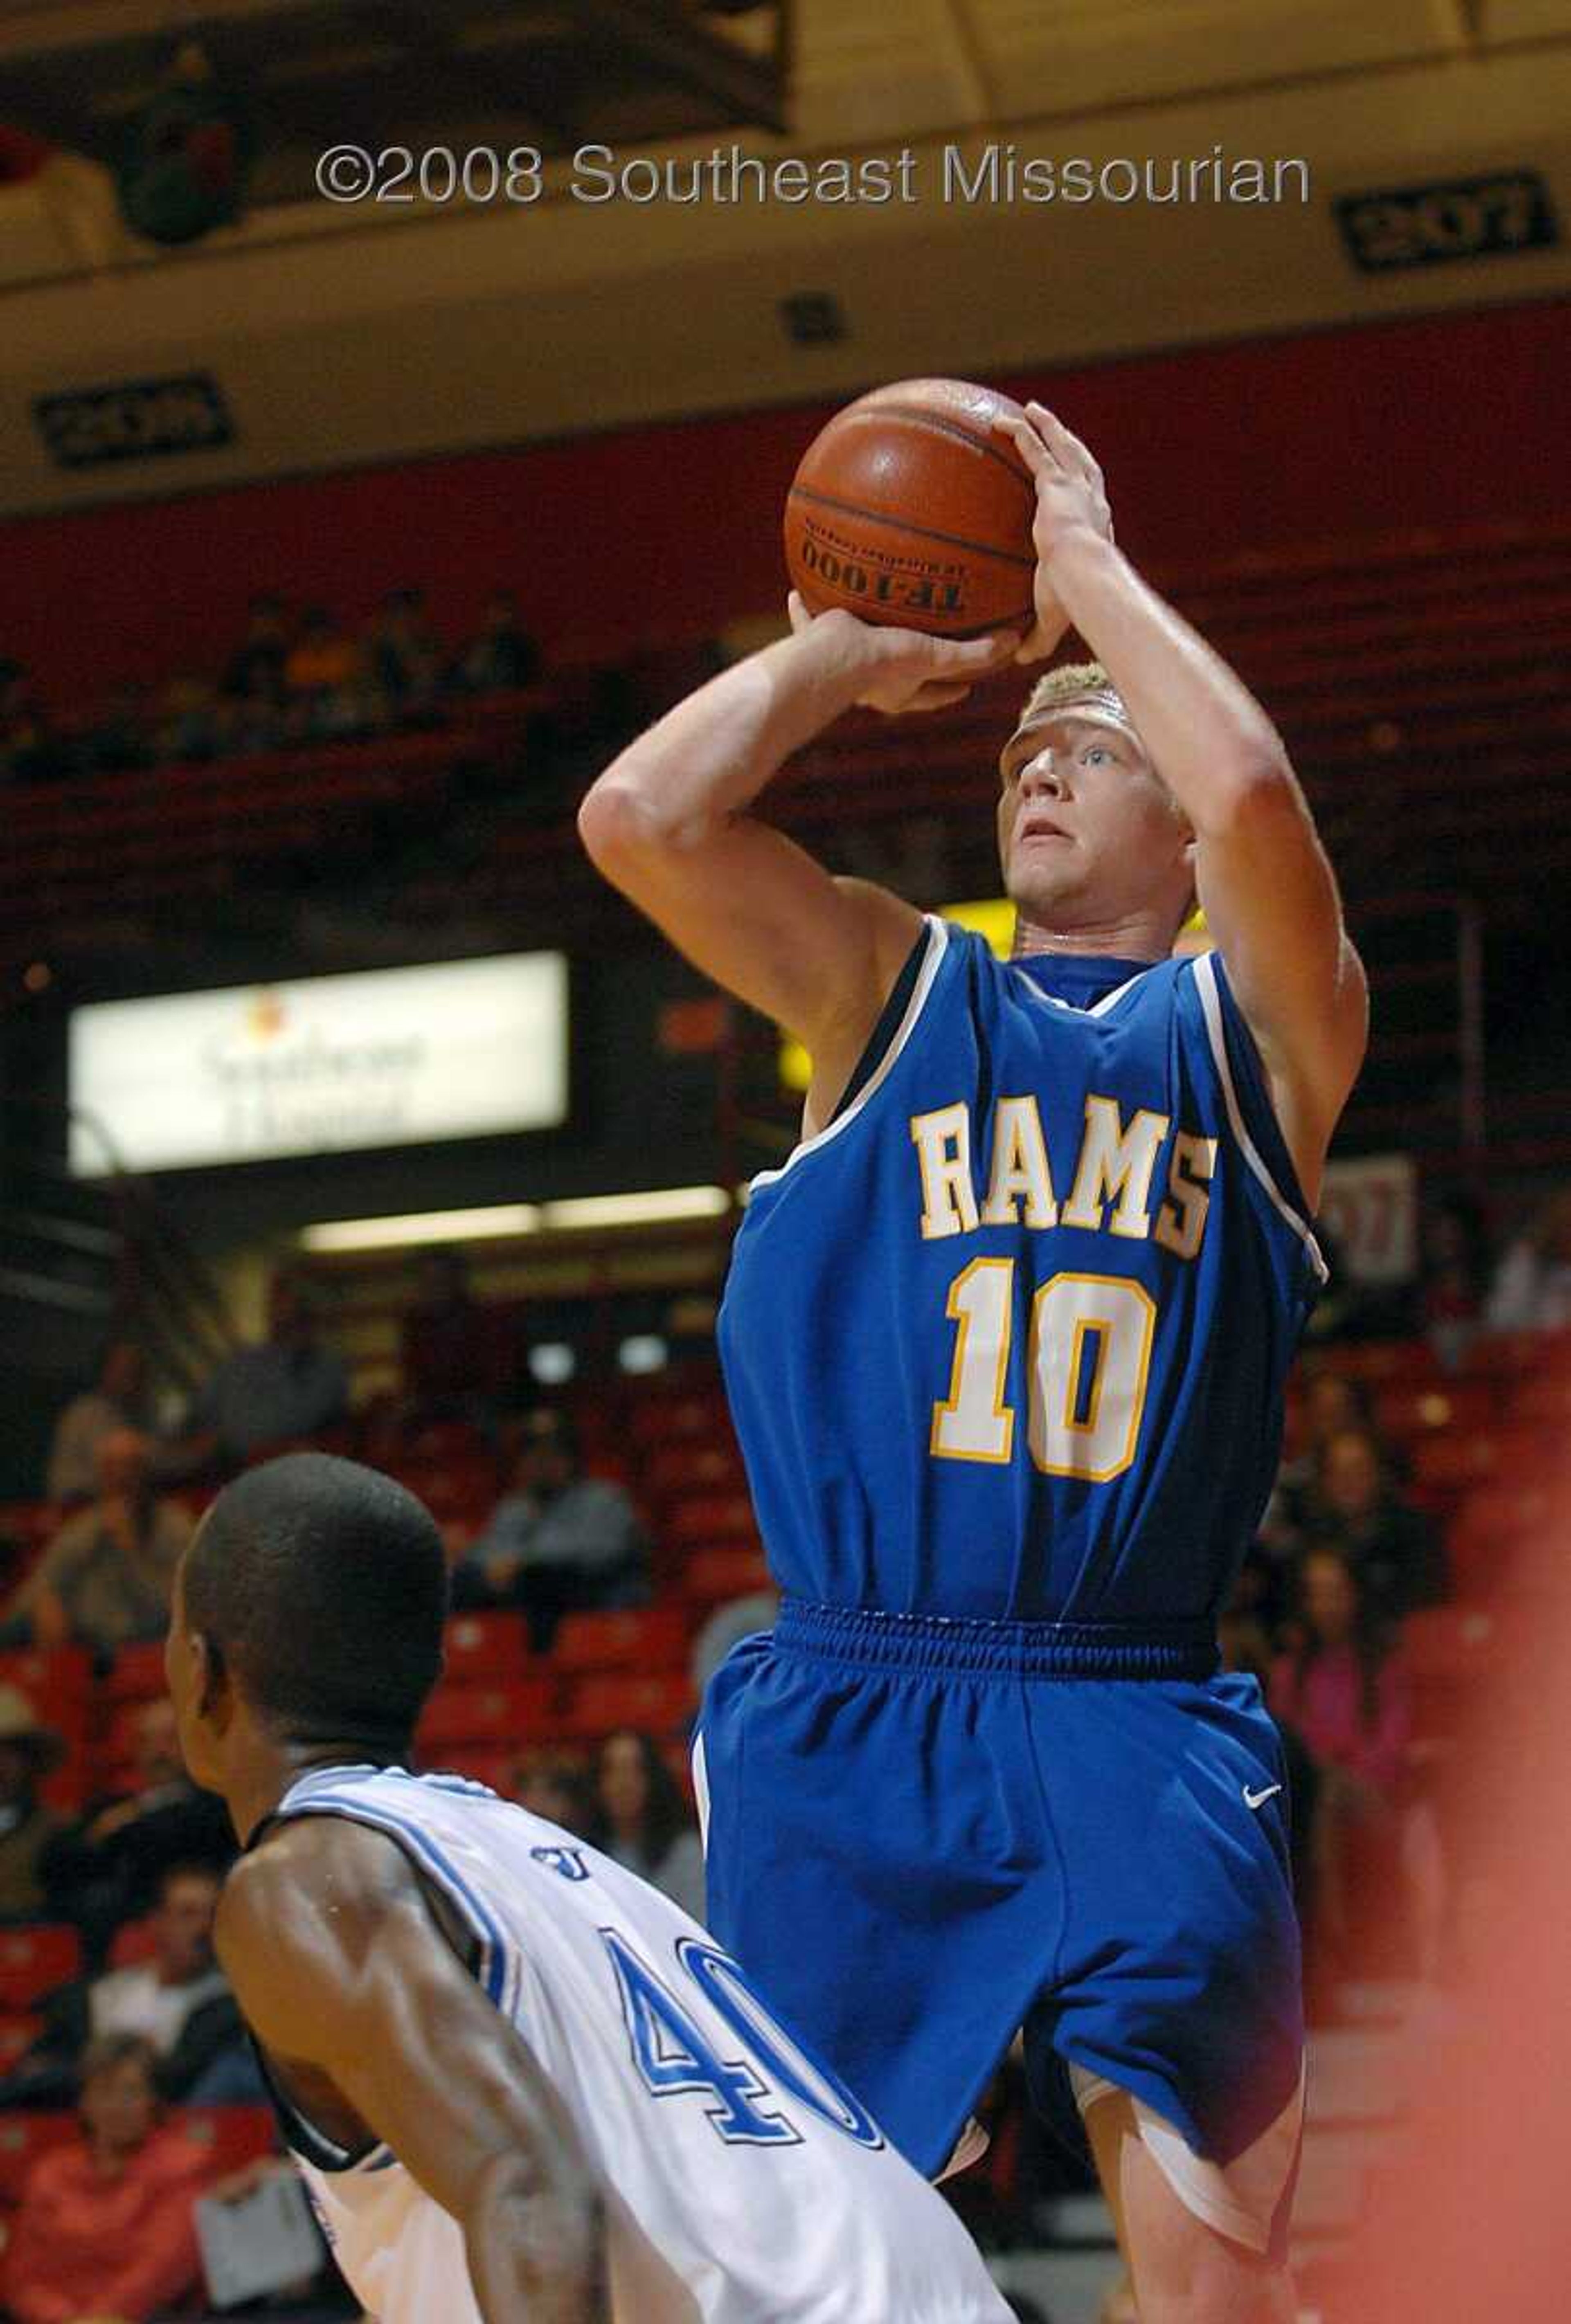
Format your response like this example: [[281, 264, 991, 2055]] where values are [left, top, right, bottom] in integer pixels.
[[1335, 171, 1557, 274]]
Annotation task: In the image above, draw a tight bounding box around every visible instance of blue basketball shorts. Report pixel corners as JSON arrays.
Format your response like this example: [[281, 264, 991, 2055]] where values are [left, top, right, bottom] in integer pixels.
[[695, 1600, 1304, 2252]]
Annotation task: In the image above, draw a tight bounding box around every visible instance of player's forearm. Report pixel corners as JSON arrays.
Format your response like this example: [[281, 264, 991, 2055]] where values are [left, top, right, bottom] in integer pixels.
[[465, 2160, 607, 2324], [578, 617, 869, 856], [1044, 530, 1296, 832]]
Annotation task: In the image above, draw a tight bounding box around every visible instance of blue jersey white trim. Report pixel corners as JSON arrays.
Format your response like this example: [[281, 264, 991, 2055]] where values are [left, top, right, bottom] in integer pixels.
[[1191, 951, 1328, 1284], [749, 913, 950, 1190]]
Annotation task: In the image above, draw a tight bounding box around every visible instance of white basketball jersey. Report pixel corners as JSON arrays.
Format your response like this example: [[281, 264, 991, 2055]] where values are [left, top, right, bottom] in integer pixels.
[[268, 1765, 1011, 2324]]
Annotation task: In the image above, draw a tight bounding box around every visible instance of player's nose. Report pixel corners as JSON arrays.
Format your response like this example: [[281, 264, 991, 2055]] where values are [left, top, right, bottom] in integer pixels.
[[1019, 748, 1065, 799]]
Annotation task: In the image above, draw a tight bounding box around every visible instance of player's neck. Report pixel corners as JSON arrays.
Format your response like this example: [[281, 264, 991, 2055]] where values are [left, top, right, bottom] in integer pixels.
[[1011, 909, 1170, 962], [225, 1735, 403, 1848]]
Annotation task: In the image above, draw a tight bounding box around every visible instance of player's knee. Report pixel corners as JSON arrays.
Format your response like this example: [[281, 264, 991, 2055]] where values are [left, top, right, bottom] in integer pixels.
[[1135, 2248, 1293, 2324]]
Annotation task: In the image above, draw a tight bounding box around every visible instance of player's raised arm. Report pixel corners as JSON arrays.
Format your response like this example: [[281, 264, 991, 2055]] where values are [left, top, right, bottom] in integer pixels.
[[999, 403, 1368, 1203], [217, 1823, 607, 2324], [578, 607, 1016, 1115]]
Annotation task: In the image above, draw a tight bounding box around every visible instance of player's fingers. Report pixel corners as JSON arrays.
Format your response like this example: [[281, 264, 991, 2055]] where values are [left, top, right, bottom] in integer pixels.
[[928, 629, 1023, 675], [906, 680, 976, 713], [994, 413, 1056, 475], [786, 590, 813, 635], [1026, 402, 1096, 478]]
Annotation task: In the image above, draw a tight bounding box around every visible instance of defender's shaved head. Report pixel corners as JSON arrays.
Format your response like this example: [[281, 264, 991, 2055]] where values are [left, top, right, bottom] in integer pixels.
[[183, 1452, 446, 1755]]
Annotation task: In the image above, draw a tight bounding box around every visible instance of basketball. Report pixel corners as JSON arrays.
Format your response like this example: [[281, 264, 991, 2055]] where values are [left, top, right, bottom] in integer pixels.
[[784, 378, 1038, 640]]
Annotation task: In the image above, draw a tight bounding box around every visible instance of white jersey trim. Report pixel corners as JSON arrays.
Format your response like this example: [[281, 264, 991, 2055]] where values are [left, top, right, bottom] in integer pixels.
[[1191, 951, 1328, 1285], [1008, 960, 1155, 1018], [748, 913, 950, 1191]]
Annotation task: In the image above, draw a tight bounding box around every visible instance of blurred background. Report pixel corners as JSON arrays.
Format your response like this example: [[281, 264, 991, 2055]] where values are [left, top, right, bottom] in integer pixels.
[[0, 4, 1568, 2319]]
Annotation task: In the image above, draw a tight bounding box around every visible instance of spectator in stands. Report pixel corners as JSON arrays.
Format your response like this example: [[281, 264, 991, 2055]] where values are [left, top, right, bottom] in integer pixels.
[[511, 1748, 596, 1836], [1419, 1189, 1490, 1370], [176, 1269, 349, 1468], [1302, 1425, 1449, 1621], [1485, 1187, 1571, 1333], [45, 1696, 234, 1967], [0, 672, 70, 785], [2, 1430, 191, 1657], [283, 605, 371, 739], [0, 1688, 70, 1924], [369, 585, 444, 724], [44, 1338, 151, 1507], [2, 1863, 254, 2111], [1, 2032, 216, 2323], [451, 1405, 648, 1650], [156, 671, 227, 763], [400, 1245, 516, 1424], [593, 1730, 705, 1924], [1268, 1549, 1406, 1954], [456, 588, 542, 694], [82, 680, 155, 775], [221, 591, 291, 707]]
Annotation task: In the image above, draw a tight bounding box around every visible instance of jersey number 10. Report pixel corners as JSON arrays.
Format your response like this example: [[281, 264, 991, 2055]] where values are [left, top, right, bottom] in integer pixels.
[[931, 1261, 1157, 1481]]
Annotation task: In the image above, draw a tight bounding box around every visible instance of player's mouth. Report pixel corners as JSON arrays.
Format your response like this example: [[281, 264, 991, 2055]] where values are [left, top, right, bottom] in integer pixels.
[[1017, 814, 1071, 846]]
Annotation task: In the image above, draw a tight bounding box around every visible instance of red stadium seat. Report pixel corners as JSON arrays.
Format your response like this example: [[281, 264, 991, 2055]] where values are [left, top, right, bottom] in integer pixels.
[[443, 1611, 532, 1682], [176, 2104, 278, 2176], [1507, 1368, 1571, 1425], [415, 1677, 557, 1752], [0, 1505, 60, 1553], [104, 1640, 171, 1705], [108, 1917, 159, 1971], [641, 1443, 747, 1502], [0, 2112, 79, 2205], [0, 1925, 79, 2011], [1411, 1426, 1549, 1496], [628, 1387, 729, 1450], [0, 2015, 40, 2072], [664, 1492, 758, 1548], [556, 1670, 696, 1742], [1373, 1382, 1499, 1445], [681, 1544, 772, 1609], [552, 1608, 690, 1675], [0, 1649, 92, 1719], [431, 1746, 519, 1794], [1322, 1340, 1440, 1386], [1459, 1329, 1568, 1379]]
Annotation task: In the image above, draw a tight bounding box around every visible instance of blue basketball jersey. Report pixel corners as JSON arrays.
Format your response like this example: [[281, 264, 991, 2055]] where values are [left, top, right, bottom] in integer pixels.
[[717, 916, 1325, 1625]]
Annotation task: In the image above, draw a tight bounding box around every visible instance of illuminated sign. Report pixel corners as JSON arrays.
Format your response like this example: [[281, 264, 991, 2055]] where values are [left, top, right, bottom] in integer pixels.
[[70, 953, 567, 1175]]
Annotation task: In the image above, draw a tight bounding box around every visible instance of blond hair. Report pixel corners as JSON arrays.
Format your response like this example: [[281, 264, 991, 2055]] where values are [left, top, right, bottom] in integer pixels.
[[1021, 659, 1121, 723]]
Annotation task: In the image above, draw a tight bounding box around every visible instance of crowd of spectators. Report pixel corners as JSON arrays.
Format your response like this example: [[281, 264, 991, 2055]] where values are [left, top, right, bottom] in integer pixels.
[[0, 585, 543, 787]]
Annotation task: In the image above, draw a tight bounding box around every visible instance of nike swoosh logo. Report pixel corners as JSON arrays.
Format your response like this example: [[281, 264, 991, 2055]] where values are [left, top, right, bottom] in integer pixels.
[[1243, 1782, 1283, 1810]]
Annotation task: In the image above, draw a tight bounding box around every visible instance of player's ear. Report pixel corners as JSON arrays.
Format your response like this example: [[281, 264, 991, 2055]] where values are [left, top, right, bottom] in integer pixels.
[[187, 1628, 232, 1728]]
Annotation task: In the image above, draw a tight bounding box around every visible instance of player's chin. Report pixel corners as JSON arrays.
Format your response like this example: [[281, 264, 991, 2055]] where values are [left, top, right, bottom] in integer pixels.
[[1005, 859, 1080, 918]]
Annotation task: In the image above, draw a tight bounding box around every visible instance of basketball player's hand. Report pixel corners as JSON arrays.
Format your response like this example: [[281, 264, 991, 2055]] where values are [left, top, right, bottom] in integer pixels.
[[993, 403, 1115, 663], [787, 592, 1021, 714]]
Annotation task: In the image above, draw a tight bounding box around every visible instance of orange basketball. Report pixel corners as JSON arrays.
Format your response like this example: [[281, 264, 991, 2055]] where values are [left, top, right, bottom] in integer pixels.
[[784, 378, 1038, 639]]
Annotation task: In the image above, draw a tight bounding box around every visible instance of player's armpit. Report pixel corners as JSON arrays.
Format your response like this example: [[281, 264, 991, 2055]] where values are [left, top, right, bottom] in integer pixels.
[[581, 793, 921, 1077], [1194, 775, 1368, 1206], [218, 1822, 606, 2324]]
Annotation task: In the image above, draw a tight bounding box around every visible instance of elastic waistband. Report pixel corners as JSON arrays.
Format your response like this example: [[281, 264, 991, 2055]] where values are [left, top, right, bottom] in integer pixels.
[[774, 1598, 1220, 1681]]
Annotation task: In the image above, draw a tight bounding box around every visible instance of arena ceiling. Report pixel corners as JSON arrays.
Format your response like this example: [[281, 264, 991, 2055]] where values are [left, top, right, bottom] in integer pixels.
[[0, 1, 790, 207], [0, 0, 1566, 513]]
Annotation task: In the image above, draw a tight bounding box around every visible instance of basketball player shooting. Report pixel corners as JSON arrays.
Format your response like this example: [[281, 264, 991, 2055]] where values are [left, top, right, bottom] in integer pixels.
[[164, 1452, 1013, 2324], [579, 402, 1367, 2322]]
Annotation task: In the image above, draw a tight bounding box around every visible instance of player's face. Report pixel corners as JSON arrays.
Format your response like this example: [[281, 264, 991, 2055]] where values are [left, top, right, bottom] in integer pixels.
[[996, 709, 1192, 929]]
